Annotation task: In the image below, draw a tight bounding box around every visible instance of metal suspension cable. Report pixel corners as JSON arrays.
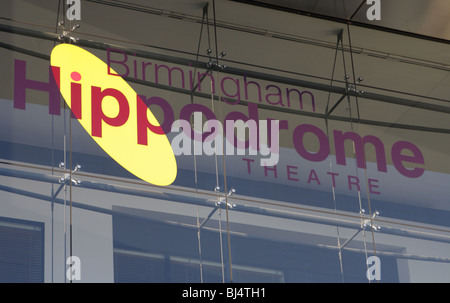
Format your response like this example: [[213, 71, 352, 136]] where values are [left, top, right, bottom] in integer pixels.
[[326, 25, 372, 282], [324, 30, 345, 283], [192, 3, 215, 283], [50, 0, 64, 284], [347, 23, 378, 249], [192, 4, 207, 284], [344, 23, 376, 282], [210, 0, 234, 283], [59, 0, 69, 283]]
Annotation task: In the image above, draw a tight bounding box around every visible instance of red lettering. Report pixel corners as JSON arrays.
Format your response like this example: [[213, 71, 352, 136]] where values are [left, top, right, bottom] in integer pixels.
[[91, 86, 130, 137], [70, 72, 82, 119], [136, 95, 168, 145]]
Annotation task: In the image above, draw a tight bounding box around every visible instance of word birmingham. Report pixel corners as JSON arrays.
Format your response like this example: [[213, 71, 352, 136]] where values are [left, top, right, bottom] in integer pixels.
[[171, 112, 280, 166]]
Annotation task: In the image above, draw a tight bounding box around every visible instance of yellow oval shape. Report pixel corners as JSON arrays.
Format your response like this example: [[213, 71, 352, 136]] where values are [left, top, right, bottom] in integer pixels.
[[50, 44, 177, 186]]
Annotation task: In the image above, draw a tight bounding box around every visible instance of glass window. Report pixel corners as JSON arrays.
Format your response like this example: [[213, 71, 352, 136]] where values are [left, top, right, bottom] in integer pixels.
[[0, 0, 449, 283], [0, 217, 44, 282]]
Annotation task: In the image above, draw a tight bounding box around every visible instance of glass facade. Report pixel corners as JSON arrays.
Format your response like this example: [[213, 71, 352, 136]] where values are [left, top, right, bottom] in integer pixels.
[[0, 0, 450, 283]]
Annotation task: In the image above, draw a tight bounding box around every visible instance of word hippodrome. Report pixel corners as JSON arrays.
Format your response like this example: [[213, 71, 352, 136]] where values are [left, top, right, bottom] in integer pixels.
[[12, 44, 425, 186]]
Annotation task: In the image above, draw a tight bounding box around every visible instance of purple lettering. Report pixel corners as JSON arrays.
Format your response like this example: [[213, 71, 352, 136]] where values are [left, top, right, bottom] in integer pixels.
[[107, 48, 129, 77], [334, 130, 387, 173], [287, 165, 299, 181], [14, 60, 61, 115], [391, 141, 425, 178], [286, 88, 315, 112], [264, 165, 277, 178], [242, 158, 255, 174], [327, 172, 339, 188], [307, 169, 321, 185], [265, 84, 283, 106], [244, 75, 262, 103], [293, 124, 329, 162], [368, 178, 381, 195], [155, 64, 185, 88], [348, 175, 360, 192], [220, 76, 241, 104]]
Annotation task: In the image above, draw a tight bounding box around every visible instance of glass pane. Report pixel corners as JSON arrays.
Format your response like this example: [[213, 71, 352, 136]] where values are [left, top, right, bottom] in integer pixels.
[[1, 0, 449, 283]]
